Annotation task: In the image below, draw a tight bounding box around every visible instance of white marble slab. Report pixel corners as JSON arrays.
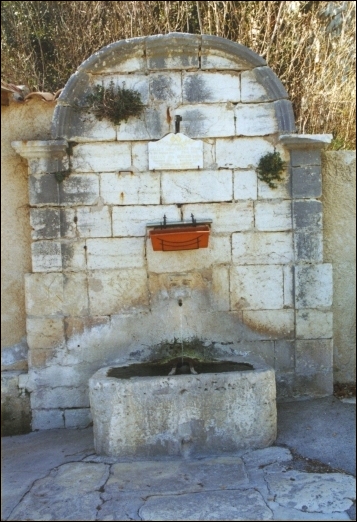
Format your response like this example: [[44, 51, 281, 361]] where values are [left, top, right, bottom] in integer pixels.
[[148, 133, 203, 170]]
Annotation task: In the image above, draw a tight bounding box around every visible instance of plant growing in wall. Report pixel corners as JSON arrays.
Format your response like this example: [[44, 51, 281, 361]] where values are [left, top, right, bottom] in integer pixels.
[[256, 150, 285, 189], [77, 80, 144, 126]]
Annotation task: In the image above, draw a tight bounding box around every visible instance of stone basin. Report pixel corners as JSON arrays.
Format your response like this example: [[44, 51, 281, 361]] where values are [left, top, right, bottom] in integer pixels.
[[89, 357, 277, 458]]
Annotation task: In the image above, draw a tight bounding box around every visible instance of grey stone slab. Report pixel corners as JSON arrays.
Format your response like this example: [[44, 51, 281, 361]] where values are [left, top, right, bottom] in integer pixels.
[[58, 174, 99, 206], [265, 469, 355, 514], [201, 34, 266, 70], [294, 231, 323, 262], [293, 200, 322, 229], [8, 462, 109, 521], [253, 66, 289, 100], [29, 172, 60, 206], [139, 489, 273, 521], [146, 33, 200, 70], [97, 492, 145, 521], [274, 341, 295, 373], [292, 165, 322, 198], [291, 149, 321, 167], [55, 71, 93, 108], [296, 340, 333, 373], [274, 99, 296, 132], [270, 506, 351, 521], [30, 208, 61, 240], [242, 446, 292, 469], [295, 264, 333, 308]]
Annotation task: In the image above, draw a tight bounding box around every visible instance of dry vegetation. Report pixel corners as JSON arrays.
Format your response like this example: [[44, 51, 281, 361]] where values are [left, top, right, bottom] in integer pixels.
[[1, 1, 355, 149]]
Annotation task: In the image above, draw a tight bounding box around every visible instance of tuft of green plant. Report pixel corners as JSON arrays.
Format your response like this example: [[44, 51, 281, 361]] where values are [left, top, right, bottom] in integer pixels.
[[79, 81, 144, 126], [256, 150, 285, 189]]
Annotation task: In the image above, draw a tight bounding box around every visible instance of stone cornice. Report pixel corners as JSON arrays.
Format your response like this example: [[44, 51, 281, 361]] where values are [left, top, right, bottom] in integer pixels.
[[11, 140, 68, 160], [279, 134, 333, 150]]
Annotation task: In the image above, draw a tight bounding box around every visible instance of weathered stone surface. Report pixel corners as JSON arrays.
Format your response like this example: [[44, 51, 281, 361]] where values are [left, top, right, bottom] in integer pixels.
[[26, 316, 65, 352], [296, 310, 333, 339], [8, 462, 109, 521], [294, 231, 323, 262], [232, 232, 293, 264], [292, 166, 322, 198], [201, 34, 266, 70], [30, 208, 61, 240], [58, 174, 100, 206], [265, 469, 355, 513], [31, 409, 65, 430], [234, 170, 257, 200], [63, 273, 89, 316], [1, 339, 28, 372], [293, 371, 334, 397], [241, 66, 288, 102], [55, 70, 93, 107], [52, 105, 117, 142], [176, 104, 235, 138], [113, 205, 180, 237], [211, 266, 230, 311], [231, 265, 284, 310], [71, 143, 131, 172], [162, 170, 232, 204], [64, 408, 92, 428], [258, 173, 290, 200], [295, 264, 333, 308], [275, 341, 295, 372], [76, 206, 111, 238], [242, 310, 294, 340], [296, 339, 333, 373], [255, 200, 292, 231], [182, 202, 253, 233], [88, 269, 149, 315], [61, 241, 87, 271], [183, 71, 240, 103], [89, 362, 276, 457], [146, 33, 200, 70], [59, 209, 76, 238], [102, 74, 149, 105], [29, 172, 60, 206], [293, 200, 322, 229], [291, 149, 322, 167], [147, 235, 231, 273], [216, 137, 273, 168], [242, 446, 292, 468], [274, 99, 296, 132], [117, 105, 170, 141], [100, 171, 160, 205], [148, 133, 204, 170], [1, 371, 31, 436], [235, 102, 278, 136], [31, 386, 89, 410], [283, 266, 294, 307], [31, 241, 62, 272], [280, 134, 332, 150], [25, 273, 63, 316], [131, 141, 149, 172], [149, 72, 182, 103], [140, 489, 272, 521], [86, 238, 145, 269], [270, 507, 350, 521]]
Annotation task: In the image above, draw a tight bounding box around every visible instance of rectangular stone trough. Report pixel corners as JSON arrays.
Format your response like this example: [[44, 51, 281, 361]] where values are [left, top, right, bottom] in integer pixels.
[[89, 358, 277, 458]]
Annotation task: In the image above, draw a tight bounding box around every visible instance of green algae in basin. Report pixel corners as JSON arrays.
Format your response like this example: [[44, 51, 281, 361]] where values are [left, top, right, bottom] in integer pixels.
[[107, 358, 253, 379]]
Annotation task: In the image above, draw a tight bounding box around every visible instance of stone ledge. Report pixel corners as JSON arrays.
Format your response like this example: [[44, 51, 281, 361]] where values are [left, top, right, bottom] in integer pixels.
[[279, 134, 333, 149]]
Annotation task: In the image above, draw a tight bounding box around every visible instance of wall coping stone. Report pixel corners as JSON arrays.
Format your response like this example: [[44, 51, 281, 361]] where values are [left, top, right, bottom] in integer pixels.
[[279, 134, 333, 150], [11, 140, 68, 160]]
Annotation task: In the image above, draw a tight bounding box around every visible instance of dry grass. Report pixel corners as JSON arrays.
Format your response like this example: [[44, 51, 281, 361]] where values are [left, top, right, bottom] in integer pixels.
[[1, 1, 355, 149]]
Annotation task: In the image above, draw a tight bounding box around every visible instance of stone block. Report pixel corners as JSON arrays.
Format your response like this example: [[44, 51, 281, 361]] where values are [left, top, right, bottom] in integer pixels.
[[295, 264, 333, 308], [296, 310, 333, 339], [132, 141, 149, 172], [274, 100, 296, 132], [294, 231, 323, 262], [203, 140, 216, 169], [71, 143, 131, 172], [291, 166, 322, 198], [291, 149, 321, 167], [162, 170, 232, 204], [31, 241, 62, 272], [293, 200, 322, 230], [32, 409, 64, 430], [283, 266, 294, 308], [183, 72, 240, 103], [242, 310, 294, 339], [241, 67, 288, 102], [31, 386, 90, 409], [234, 170, 257, 200], [149, 72, 182, 104], [235, 103, 278, 136], [61, 241, 87, 271], [274, 341, 295, 373], [64, 316, 110, 341], [230, 265, 284, 310], [88, 269, 149, 315], [26, 316, 65, 350], [59, 174, 100, 206], [113, 205, 180, 237], [216, 137, 272, 168], [30, 208, 60, 240], [296, 339, 333, 373], [25, 273, 63, 316], [103, 74, 149, 105], [211, 266, 230, 311], [59, 209, 76, 238], [147, 236, 231, 273], [55, 70, 93, 107], [117, 105, 170, 141], [257, 173, 290, 200], [146, 33, 200, 70], [1, 371, 31, 436], [182, 202, 253, 233], [293, 372, 333, 397], [1, 340, 28, 372], [86, 238, 145, 269], [255, 201, 292, 231], [65, 408, 92, 428], [100, 172, 160, 205], [63, 273, 89, 316], [76, 206, 111, 238], [52, 106, 117, 142], [80, 38, 146, 74], [29, 172, 60, 206], [201, 35, 265, 70], [232, 232, 293, 264], [176, 104, 235, 138]]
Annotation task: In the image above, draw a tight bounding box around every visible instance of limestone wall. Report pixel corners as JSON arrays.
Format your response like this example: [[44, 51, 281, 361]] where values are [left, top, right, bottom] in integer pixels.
[[322, 151, 356, 383]]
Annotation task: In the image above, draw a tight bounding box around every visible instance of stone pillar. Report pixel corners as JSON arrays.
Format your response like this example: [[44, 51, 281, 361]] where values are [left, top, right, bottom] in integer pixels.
[[279, 134, 334, 396]]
